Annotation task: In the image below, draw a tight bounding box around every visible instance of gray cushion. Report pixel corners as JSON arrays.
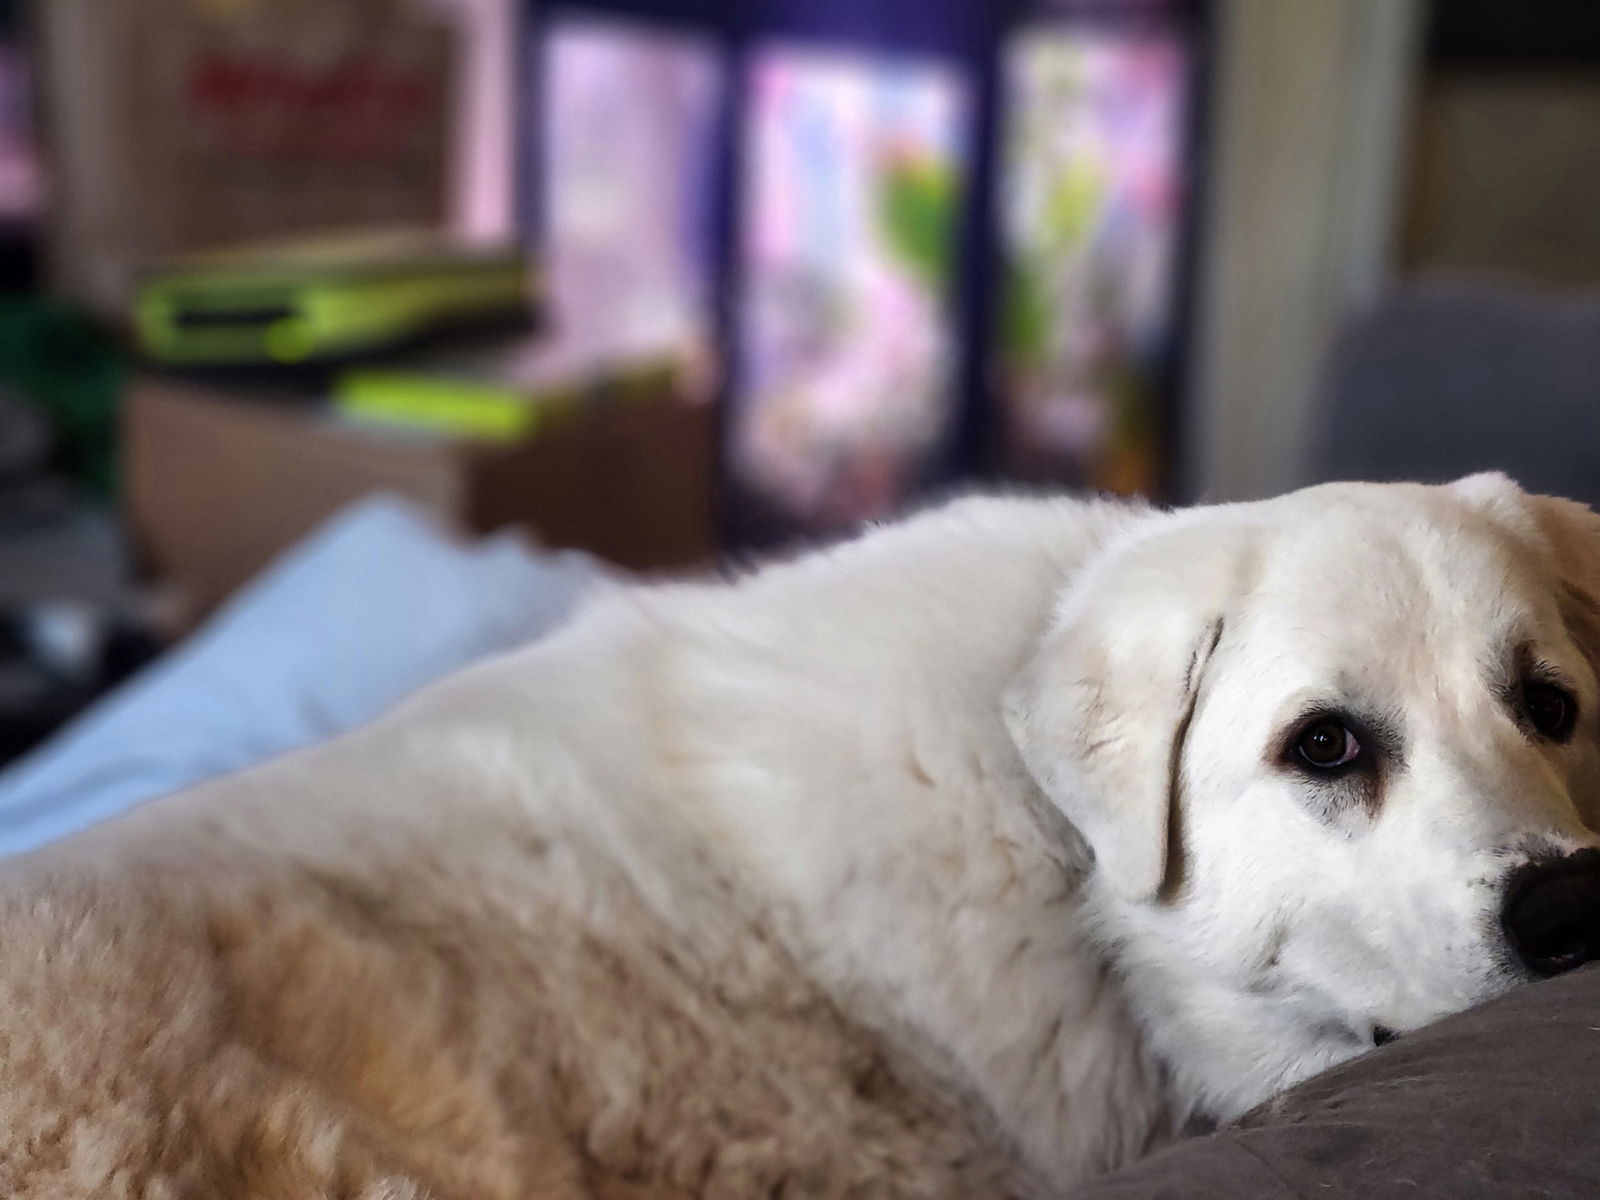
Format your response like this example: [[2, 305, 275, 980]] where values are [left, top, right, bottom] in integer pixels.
[[1311, 285, 1600, 507], [1069, 967, 1600, 1198]]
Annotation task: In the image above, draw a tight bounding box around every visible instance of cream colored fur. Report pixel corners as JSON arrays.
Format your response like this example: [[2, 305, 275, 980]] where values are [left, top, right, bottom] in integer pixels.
[[2, 475, 1597, 1197]]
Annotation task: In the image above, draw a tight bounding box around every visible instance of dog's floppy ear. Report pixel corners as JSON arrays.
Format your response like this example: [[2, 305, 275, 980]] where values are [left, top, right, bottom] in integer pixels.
[[1520, 489, 1600, 664], [1450, 473, 1600, 657], [1521, 492, 1600, 599], [1004, 530, 1234, 903]]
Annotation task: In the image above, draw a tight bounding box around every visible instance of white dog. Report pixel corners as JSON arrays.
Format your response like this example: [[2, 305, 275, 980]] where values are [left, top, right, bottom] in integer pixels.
[[2, 473, 1598, 1199]]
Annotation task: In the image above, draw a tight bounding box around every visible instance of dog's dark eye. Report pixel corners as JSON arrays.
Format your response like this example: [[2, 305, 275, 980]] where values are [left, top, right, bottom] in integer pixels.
[[1296, 719, 1361, 768], [1525, 683, 1576, 740]]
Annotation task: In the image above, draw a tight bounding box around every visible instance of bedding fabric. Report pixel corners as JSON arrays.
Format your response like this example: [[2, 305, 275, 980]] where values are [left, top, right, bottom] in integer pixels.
[[0, 495, 606, 857], [1068, 966, 1600, 1198]]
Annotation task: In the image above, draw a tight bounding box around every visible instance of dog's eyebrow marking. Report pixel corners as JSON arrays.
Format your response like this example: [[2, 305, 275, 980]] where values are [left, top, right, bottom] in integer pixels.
[[1158, 617, 1225, 904]]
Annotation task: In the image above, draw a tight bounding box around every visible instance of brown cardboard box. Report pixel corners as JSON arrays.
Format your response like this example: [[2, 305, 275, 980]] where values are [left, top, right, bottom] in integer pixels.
[[124, 376, 717, 619], [39, 0, 458, 317]]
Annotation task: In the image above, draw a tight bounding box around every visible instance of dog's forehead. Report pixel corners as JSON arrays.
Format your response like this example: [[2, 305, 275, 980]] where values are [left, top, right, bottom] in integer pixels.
[[1238, 485, 1551, 655]]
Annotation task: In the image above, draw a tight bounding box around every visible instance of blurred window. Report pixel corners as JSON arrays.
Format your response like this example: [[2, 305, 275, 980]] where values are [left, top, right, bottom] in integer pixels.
[[993, 22, 1190, 497], [726, 45, 971, 538], [540, 15, 725, 358]]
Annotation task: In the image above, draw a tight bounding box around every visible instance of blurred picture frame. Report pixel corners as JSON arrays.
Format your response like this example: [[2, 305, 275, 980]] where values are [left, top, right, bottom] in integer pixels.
[[725, 43, 972, 541], [993, 19, 1194, 497]]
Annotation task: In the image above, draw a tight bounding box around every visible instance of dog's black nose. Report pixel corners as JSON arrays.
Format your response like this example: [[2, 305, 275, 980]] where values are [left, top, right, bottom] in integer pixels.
[[1504, 853, 1600, 977]]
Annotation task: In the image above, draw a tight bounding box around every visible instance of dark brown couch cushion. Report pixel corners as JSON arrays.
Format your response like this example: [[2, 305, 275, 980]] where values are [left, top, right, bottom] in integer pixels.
[[1068, 967, 1600, 1198]]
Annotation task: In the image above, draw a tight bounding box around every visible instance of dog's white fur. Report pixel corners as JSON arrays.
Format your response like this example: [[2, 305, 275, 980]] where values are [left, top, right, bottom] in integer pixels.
[[2, 474, 1599, 1197]]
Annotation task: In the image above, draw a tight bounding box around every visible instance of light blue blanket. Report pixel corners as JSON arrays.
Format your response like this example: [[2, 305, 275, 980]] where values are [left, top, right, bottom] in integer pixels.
[[0, 496, 604, 856]]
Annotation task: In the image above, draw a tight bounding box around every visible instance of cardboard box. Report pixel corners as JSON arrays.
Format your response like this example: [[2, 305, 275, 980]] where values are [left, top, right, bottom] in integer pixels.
[[124, 376, 717, 619], [39, 0, 458, 317]]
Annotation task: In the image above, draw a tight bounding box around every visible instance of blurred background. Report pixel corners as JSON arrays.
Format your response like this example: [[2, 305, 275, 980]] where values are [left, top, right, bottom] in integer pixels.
[[0, 0, 1599, 800]]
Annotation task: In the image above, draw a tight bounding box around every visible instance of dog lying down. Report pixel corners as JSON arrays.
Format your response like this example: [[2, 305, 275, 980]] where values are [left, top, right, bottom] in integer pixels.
[[5, 472, 1600, 1199]]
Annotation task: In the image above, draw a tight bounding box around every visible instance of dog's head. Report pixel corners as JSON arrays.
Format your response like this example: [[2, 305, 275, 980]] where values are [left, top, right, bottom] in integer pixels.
[[1006, 474, 1600, 1121]]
